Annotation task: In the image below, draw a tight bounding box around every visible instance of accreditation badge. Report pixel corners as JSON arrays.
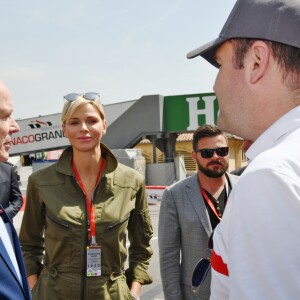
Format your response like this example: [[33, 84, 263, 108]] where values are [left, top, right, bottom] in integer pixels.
[[86, 245, 101, 276]]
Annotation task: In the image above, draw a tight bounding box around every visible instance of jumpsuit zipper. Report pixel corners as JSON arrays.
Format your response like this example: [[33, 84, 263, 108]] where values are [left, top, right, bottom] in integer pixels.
[[105, 215, 130, 230], [74, 176, 100, 299], [72, 176, 88, 300], [46, 213, 69, 228]]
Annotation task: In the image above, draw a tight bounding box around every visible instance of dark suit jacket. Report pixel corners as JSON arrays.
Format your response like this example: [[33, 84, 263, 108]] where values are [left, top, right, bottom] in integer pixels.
[[0, 206, 31, 299], [0, 162, 23, 220], [230, 165, 247, 176]]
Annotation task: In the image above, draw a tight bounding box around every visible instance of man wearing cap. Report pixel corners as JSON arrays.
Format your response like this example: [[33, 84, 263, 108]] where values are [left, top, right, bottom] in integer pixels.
[[187, 0, 300, 299]]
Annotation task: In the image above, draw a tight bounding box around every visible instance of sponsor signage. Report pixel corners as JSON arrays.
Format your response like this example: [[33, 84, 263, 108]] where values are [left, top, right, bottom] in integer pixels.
[[10, 92, 218, 155], [10, 113, 69, 155], [164, 93, 219, 132]]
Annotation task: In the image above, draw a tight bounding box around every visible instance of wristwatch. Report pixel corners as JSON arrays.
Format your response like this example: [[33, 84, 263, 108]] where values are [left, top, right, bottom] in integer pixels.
[[130, 291, 140, 300]]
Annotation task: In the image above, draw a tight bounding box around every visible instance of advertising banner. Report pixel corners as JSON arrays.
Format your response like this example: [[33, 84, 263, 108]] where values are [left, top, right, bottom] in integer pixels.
[[10, 113, 69, 155], [10, 92, 219, 155], [164, 93, 219, 132]]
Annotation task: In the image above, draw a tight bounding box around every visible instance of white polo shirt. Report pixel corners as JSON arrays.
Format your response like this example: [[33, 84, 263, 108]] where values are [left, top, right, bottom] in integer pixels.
[[210, 106, 300, 299]]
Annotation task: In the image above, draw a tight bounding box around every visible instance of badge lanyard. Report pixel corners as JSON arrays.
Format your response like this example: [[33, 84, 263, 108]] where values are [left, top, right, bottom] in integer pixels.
[[200, 179, 229, 221], [72, 158, 105, 245]]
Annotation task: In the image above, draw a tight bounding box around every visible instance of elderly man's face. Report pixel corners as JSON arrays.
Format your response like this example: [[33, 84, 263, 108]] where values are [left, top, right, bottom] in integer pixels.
[[0, 82, 18, 136], [0, 81, 20, 161], [0, 103, 13, 138]]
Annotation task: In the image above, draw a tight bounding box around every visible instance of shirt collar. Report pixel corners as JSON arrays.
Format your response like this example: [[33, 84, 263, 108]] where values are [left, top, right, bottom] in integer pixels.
[[246, 106, 300, 161]]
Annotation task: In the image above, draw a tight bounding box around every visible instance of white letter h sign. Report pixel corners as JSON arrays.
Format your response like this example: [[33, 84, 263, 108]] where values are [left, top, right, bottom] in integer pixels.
[[186, 96, 216, 130]]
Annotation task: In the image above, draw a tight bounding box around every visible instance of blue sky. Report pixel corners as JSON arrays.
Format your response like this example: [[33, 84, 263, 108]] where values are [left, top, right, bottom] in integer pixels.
[[0, 0, 236, 119]]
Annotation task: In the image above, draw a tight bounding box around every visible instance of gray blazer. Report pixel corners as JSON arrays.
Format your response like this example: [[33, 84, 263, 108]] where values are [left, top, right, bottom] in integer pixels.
[[158, 173, 239, 300]]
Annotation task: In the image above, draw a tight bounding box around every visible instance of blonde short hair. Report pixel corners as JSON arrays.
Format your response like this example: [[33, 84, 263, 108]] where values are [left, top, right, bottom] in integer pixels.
[[61, 96, 105, 125]]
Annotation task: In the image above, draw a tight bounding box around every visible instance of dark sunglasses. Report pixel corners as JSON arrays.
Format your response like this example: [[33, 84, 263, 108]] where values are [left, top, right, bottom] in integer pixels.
[[191, 257, 211, 293], [195, 147, 229, 159], [63, 92, 100, 102], [191, 232, 214, 294]]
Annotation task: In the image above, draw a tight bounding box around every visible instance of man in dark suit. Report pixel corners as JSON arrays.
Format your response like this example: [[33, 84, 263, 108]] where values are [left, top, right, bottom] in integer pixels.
[[0, 80, 31, 299], [230, 140, 253, 176], [0, 161, 23, 220]]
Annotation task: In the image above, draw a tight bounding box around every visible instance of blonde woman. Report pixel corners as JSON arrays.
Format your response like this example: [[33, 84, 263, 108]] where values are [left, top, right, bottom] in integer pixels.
[[20, 93, 153, 300]]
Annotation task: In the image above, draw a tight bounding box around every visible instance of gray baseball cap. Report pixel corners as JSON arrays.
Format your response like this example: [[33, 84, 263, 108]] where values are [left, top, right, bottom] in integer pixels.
[[187, 0, 300, 68]]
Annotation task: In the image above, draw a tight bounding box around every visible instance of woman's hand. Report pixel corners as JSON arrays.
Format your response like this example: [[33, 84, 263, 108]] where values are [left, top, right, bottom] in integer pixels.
[[28, 274, 38, 291], [130, 281, 142, 299]]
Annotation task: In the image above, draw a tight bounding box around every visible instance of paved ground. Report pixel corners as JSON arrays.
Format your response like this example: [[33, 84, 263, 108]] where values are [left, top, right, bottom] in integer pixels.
[[141, 204, 165, 300]]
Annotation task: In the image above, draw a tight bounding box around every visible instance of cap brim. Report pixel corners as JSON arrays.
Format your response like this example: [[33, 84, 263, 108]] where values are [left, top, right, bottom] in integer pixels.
[[186, 37, 226, 68]]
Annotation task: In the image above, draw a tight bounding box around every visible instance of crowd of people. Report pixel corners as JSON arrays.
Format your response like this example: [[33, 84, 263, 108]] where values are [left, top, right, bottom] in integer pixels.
[[1, 0, 300, 299]]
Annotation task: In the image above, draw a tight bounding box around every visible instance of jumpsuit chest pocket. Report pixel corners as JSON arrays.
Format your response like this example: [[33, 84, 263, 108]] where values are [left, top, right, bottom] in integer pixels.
[[105, 214, 130, 231]]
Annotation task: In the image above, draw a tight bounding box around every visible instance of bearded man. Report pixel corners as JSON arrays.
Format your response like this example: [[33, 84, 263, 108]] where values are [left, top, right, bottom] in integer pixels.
[[158, 125, 238, 300]]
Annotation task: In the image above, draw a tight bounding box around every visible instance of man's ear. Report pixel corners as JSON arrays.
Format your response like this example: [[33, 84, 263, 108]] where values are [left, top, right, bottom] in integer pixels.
[[192, 150, 197, 162], [248, 41, 271, 84]]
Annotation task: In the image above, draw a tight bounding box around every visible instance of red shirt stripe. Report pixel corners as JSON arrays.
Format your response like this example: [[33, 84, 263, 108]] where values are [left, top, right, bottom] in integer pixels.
[[211, 249, 229, 276]]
